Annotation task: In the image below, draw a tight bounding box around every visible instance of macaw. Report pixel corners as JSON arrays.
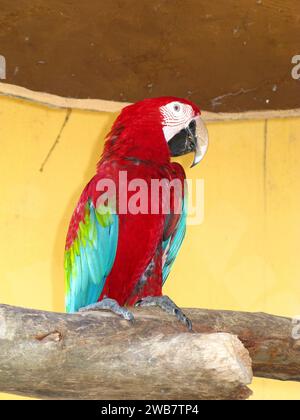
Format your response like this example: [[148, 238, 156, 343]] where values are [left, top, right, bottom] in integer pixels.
[[65, 97, 208, 329]]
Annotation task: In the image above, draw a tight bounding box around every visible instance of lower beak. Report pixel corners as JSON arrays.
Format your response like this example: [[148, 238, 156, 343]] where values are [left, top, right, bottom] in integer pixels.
[[190, 141, 202, 168]]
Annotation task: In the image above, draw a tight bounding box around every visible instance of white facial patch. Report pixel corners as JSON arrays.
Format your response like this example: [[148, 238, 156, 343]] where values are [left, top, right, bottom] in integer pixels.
[[160, 101, 195, 142]]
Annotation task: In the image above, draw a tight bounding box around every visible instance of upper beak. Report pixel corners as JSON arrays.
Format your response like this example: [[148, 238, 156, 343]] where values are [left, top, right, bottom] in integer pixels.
[[167, 116, 209, 165], [189, 117, 209, 168]]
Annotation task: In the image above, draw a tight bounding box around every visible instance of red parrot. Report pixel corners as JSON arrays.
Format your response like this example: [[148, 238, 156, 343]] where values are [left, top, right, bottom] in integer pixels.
[[65, 97, 208, 329]]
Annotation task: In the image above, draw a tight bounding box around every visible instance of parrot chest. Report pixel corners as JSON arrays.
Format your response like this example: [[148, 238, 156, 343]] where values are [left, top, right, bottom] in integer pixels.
[[97, 160, 186, 305]]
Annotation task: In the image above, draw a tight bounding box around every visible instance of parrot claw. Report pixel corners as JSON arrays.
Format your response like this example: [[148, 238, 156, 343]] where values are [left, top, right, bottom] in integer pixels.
[[135, 295, 192, 331], [79, 298, 135, 323]]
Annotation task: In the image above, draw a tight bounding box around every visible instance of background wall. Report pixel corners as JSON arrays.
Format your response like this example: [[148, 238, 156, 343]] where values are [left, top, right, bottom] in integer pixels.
[[0, 95, 300, 399], [1, 0, 299, 112]]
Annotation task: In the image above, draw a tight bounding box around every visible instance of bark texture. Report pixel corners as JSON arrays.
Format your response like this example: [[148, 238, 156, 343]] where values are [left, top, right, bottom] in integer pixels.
[[0, 304, 298, 399], [0, 304, 254, 400]]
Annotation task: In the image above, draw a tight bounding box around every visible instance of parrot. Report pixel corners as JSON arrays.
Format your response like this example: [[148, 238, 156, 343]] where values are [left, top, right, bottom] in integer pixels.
[[64, 97, 209, 329]]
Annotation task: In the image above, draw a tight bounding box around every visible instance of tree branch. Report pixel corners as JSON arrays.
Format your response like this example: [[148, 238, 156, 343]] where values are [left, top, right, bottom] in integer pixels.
[[189, 308, 300, 382], [0, 304, 298, 399]]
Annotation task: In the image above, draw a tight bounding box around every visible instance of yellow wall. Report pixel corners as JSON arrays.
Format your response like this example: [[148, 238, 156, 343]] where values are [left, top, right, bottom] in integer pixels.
[[0, 95, 299, 400]]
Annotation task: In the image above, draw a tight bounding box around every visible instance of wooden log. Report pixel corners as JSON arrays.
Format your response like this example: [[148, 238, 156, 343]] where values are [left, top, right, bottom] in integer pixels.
[[1, 303, 298, 399], [189, 308, 300, 382], [0, 304, 252, 400]]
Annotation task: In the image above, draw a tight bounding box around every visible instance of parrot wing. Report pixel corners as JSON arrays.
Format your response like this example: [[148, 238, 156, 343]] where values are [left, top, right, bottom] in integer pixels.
[[64, 194, 119, 313], [161, 185, 187, 284]]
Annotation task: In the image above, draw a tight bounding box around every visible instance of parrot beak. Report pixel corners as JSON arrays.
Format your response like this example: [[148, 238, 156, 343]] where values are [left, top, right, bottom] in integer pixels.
[[167, 116, 209, 167], [190, 117, 209, 168]]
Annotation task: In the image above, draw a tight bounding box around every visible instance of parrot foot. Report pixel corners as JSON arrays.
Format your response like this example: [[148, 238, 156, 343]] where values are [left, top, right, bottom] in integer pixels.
[[135, 295, 192, 331], [78, 298, 135, 323]]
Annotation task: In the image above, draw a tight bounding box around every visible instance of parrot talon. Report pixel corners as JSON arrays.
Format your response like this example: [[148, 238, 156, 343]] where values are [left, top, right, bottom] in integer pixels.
[[78, 298, 135, 323], [174, 308, 193, 331], [135, 295, 192, 331]]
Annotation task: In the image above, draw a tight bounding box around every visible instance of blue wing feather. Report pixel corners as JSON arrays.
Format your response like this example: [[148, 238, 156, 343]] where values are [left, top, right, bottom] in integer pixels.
[[162, 190, 187, 284], [65, 200, 119, 312]]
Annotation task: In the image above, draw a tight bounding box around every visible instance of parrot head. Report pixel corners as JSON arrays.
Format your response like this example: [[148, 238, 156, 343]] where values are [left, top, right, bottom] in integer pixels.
[[159, 97, 209, 167], [103, 97, 208, 168]]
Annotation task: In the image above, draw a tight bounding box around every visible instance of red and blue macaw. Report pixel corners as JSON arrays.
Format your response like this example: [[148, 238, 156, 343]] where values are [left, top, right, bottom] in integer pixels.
[[65, 97, 208, 329]]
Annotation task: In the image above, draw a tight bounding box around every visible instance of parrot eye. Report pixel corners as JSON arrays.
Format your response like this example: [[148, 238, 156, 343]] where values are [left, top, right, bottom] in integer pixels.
[[173, 103, 181, 112]]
